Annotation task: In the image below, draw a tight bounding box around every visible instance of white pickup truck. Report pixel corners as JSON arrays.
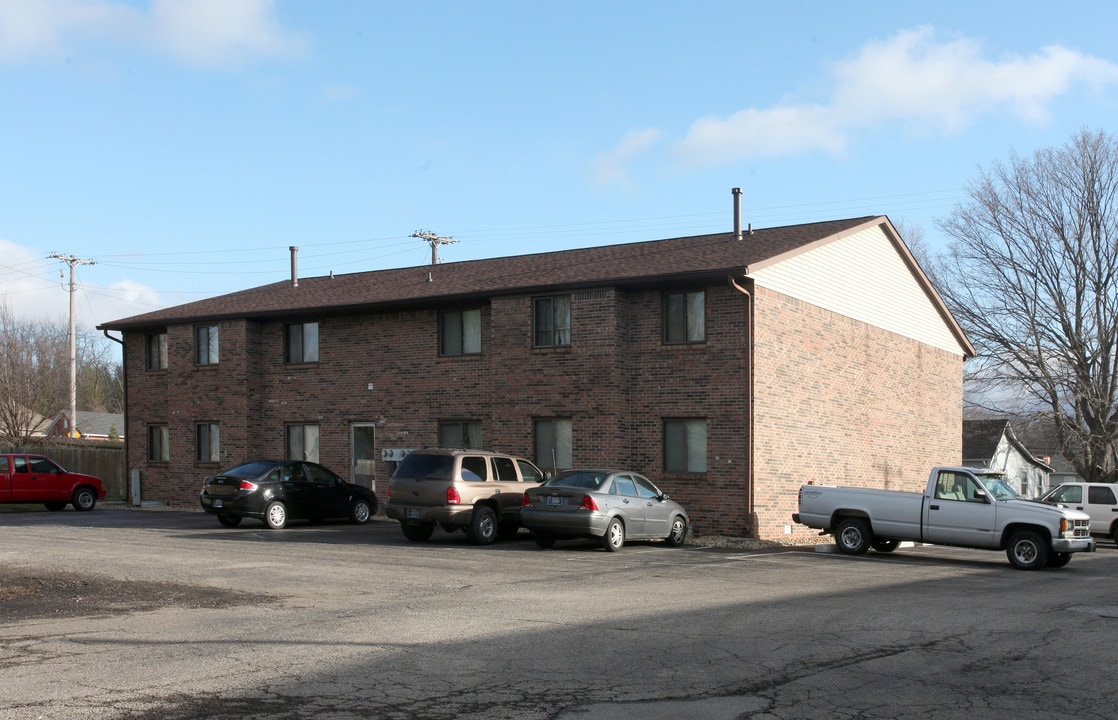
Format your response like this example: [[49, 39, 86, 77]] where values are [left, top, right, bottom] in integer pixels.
[[793, 467, 1096, 570]]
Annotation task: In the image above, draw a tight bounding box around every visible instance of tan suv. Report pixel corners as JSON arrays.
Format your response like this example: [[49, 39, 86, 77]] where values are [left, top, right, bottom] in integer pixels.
[[385, 449, 547, 544]]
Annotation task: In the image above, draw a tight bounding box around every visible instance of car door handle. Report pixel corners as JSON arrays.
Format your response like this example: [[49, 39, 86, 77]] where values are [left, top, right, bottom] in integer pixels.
[[929, 504, 940, 510]]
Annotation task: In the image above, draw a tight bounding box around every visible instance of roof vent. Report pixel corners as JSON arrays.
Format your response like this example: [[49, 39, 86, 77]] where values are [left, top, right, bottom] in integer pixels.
[[289, 246, 299, 287]]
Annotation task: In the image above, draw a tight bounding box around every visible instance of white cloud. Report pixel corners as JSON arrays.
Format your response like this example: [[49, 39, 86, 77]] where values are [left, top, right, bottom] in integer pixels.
[[589, 127, 664, 191], [595, 26, 1118, 186], [0, 0, 304, 67]]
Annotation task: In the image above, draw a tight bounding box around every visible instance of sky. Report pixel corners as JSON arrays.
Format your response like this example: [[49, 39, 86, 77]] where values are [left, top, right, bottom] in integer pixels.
[[2, 0, 1117, 343]]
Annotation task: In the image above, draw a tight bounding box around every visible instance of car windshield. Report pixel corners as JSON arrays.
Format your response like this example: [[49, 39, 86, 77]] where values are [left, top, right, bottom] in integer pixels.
[[222, 462, 275, 477], [545, 471, 608, 490], [393, 454, 455, 481], [978, 475, 1019, 500]]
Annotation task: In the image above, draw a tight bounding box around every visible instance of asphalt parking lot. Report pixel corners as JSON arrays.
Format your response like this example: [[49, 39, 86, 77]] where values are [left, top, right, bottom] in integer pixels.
[[2, 507, 1117, 720]]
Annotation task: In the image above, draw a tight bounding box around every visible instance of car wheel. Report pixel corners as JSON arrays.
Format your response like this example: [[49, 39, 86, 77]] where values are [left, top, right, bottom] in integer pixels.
[[665, 515, 687, 547], [217, 514, 242, 528], [264, 501, 288, 530], [44, 501, 67, 511], [534, 533, 557, 549], [834, 517, 871, 555], [350, 498, 372, 524], [1006, 530, 1048, 570], [72, 486, 97, 512], [467, 506, 498, 545], [871, 538, 901, 553], [1046, 552, 1072, 568], [1111, 523, 1118, 544], [401, 522, 435, 542], [601, 518, 625, 552]]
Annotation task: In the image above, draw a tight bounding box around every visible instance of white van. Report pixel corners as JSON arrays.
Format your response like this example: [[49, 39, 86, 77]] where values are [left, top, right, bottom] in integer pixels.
[[1039, 482, 1118, 542]]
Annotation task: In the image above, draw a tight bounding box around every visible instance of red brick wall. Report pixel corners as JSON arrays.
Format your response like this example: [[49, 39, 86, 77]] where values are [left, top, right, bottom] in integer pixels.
[[750, 286, 964, 541]]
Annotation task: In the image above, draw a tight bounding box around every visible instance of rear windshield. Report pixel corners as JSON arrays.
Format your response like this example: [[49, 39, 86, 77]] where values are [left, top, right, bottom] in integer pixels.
[[547, 472, 608, 490], [393, 454, 455, 481], [222, 462, 274, 478]]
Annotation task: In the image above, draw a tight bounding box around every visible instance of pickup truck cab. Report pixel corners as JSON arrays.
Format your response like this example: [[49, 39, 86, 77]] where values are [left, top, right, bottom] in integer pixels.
[[794, 466, 1095, 570], [0, 453, 106, 511], [1038, 482, 1118, 543], [385, 448, 547, 544]]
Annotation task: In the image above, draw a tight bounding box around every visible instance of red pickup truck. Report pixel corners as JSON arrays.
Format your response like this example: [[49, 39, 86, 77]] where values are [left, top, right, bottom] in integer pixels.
[[0, 454, 106, 511]]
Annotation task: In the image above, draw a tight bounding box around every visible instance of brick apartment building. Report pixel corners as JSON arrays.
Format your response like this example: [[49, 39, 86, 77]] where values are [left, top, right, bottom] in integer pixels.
[[99, 214, 973, 540]]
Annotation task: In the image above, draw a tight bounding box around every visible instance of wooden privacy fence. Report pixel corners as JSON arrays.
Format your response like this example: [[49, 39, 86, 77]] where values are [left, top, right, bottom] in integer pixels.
[[1, 441, 126, 500]]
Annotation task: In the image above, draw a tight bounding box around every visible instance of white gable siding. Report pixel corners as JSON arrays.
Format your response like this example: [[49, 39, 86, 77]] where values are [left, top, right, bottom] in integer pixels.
[[749, 225, 964, 355]]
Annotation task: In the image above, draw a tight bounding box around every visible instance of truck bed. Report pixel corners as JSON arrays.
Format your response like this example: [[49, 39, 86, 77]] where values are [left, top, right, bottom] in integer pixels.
[[797, 485, 925, 541]]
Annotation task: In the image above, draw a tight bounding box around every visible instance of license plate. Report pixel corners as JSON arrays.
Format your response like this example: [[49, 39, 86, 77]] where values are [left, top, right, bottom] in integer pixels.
[[406, 508, 421, 519], [213, 499, 223, 509], [546, 496, 563, 507]]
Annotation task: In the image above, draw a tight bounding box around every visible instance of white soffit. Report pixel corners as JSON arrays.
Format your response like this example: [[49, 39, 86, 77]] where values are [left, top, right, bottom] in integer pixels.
[[749, 225, 965, 356]]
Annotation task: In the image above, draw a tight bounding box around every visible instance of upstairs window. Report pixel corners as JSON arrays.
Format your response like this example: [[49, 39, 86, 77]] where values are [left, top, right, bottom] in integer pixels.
[[439, 420, 482, 449], [146, 332, 168, 370], [196, 422, 220, 463], [663, 418, 707, 473], [195, 325, 219, 365], [285, 322, 319, 363], [439, 308, 481, 356], [664, 291, 705, 344], [534, 296, 571, 347]]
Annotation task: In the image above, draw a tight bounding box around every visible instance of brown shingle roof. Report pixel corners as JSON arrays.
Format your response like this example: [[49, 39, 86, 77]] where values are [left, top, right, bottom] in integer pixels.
[[99, 216, 880, 330]]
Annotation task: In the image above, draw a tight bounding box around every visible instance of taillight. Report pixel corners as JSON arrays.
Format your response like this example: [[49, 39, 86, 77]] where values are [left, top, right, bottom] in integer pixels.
[[580, 495, 598, 511], [522, 491, 532, 507], [239, 480, 258, 492], [447, 486, 461, 505]]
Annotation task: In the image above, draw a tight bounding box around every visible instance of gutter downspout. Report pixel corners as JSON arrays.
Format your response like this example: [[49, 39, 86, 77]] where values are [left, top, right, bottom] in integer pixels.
[[728, 274, 758, 538], [102, 330, 129, 504]]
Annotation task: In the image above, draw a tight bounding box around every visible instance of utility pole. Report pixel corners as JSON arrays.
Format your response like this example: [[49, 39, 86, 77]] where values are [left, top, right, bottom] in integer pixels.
[[410, 230, 457, 265], [49, 253, 95, 438]]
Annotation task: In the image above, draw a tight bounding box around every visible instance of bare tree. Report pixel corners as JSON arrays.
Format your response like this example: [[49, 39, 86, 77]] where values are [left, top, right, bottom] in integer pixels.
[[0, 301, 116, 444], [937, 129, 1118, 482]]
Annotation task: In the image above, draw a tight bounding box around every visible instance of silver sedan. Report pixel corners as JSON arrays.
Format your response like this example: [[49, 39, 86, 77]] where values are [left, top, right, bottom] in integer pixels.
[[520, 469, 689, 551]]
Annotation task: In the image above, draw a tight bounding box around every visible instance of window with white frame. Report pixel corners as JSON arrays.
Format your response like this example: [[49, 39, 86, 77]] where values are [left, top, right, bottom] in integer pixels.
[[195, 325, 219, 365], [533, 296, 571, 347], [663, 418, 707, 472], [663, 291, 706, 344], [439, 308, 481, 356], [285, 322, 319, 363], [196, 422, 220, 463], [286, 424, 320, 463], [534, 418, 572, 471]]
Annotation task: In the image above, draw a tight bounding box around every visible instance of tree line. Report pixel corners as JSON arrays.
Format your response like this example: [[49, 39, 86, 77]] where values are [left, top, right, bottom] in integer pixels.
[[0, 301, 122, 445]]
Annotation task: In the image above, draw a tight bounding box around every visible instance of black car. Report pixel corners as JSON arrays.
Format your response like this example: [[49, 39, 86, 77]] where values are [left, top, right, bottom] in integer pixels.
[[200, 461, 378, 530]]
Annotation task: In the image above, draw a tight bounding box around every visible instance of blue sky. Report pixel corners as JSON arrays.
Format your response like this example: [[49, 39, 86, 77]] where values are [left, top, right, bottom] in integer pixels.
[[2, 1, 1117, 335]]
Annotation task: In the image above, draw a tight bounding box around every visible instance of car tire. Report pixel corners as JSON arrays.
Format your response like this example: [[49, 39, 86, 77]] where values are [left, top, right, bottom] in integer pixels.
[[665, 515, 687, 547], [467, 506, 498, 545], [1046, 552, 1072, 568], [871, 538, 901, 553], [350, 498, 372, 524], [601, 518, 624, 552], [534, 533, 557, 549], [1111, 523, 1118, 545], [401, 522, 435, 542], [44, 501, 67, 511], [72, 486, 97, 512], [834, 517, 871, 555], [264, 501, 288, 530], [1006, 530, 1048, 570], [217, 514, 242, 528]]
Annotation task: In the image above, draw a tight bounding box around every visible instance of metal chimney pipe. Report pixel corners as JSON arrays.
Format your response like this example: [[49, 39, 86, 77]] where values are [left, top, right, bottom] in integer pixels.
[[290, 246, 299, 287], [732, 187, 743, 240]]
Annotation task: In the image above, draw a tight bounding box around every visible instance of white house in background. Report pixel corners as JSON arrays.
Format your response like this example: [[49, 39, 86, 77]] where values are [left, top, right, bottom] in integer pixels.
[[963, 418, 1052, 498]]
